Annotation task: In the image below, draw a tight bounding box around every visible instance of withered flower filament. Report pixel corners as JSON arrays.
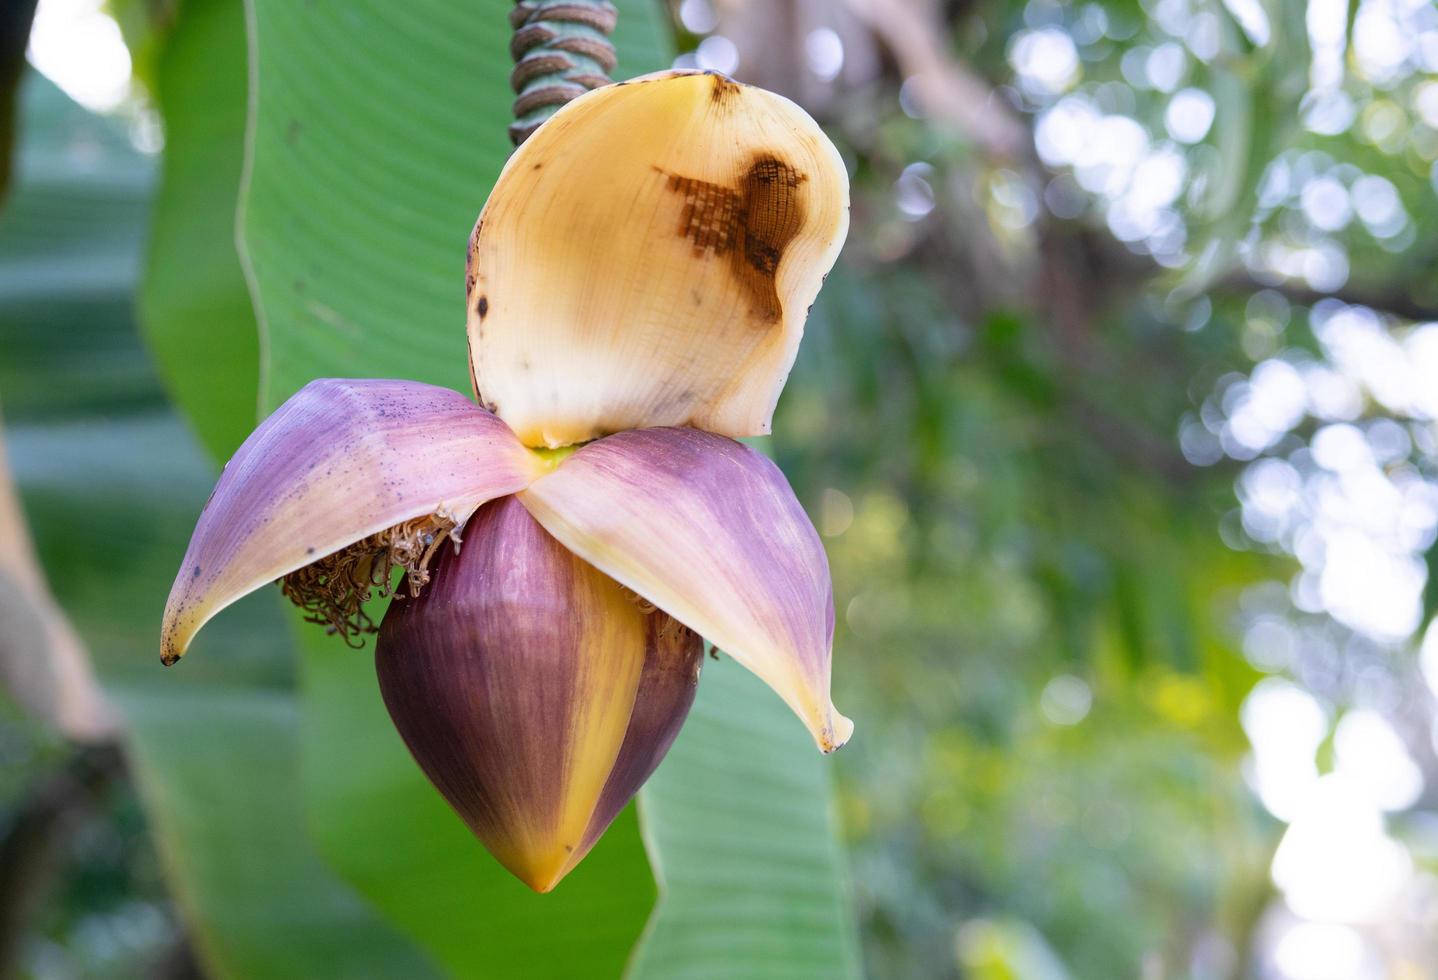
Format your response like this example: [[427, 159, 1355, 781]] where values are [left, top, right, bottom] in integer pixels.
[[280, 509, 461, 645]]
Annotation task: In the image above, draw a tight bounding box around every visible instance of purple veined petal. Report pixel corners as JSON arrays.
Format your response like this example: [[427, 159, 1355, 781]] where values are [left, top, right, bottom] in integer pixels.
[[161, 379, 539, 664], [519, 427, 853, 753], [376, 496, 701, 893]]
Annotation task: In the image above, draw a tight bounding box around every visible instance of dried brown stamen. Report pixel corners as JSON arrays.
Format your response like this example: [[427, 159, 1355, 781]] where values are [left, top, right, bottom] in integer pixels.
[[279, 508, 462, 646], [658, 617, 698, 645], [619, 585, 657, 614], [619, 586, 700, 646]]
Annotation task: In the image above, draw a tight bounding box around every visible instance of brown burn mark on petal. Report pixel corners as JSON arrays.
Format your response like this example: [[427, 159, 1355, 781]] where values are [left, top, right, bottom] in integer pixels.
[[706, 70, 740, 103], [465, 218, 483, 300], [738, 156, 807, 320], [660, 153, 807, 322], [664, 170, 742, 258]]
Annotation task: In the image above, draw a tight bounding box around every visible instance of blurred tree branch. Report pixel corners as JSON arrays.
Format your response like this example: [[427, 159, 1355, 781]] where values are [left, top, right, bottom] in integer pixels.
[[0, 424, 121, 742], [1220, 272, 1438, 324], [837, 0, 1195, 480], [844, 0, 1028, 162], [841, 0, 1438, 335], [0, 0, 38, 202]]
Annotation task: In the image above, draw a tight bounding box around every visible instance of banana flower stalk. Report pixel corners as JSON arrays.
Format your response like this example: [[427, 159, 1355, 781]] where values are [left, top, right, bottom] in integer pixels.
[[160, 71, 851, 893]]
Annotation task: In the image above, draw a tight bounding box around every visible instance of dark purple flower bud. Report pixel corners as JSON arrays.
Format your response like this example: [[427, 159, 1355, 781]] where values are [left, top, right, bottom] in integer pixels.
[[376, 496, 701, 892]]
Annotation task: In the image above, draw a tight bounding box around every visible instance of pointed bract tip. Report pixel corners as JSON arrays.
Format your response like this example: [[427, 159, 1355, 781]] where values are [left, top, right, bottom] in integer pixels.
[[160, 620, 192, 666], [498, 848, 570, 894], [818, 711, 855, 754]]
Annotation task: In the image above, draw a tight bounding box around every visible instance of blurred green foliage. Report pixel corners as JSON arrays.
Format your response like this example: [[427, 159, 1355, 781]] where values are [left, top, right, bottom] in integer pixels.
[[745, 0, 1438, 974]]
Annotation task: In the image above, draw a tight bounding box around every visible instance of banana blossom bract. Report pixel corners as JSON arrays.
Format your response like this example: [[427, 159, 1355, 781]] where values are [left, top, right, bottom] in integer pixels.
[[160, 71, 851, 893]]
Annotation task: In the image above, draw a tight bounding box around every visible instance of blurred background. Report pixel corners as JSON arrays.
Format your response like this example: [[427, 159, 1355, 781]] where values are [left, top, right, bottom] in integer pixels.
[[2, 0, 1437, 977]]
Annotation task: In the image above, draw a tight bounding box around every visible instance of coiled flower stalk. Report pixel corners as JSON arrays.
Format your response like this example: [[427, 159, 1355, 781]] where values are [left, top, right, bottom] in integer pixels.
[[508, 1, 619, 144]]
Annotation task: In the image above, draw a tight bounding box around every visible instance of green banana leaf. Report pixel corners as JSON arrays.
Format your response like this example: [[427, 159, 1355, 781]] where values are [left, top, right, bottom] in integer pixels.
[[633, 655, 862, 978], [0, 73, 437, 978], [138, 0, 259, 461]]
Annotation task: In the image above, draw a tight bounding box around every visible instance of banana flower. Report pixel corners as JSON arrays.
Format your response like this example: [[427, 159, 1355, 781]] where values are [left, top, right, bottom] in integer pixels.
[[160, 71, 851, 893]]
